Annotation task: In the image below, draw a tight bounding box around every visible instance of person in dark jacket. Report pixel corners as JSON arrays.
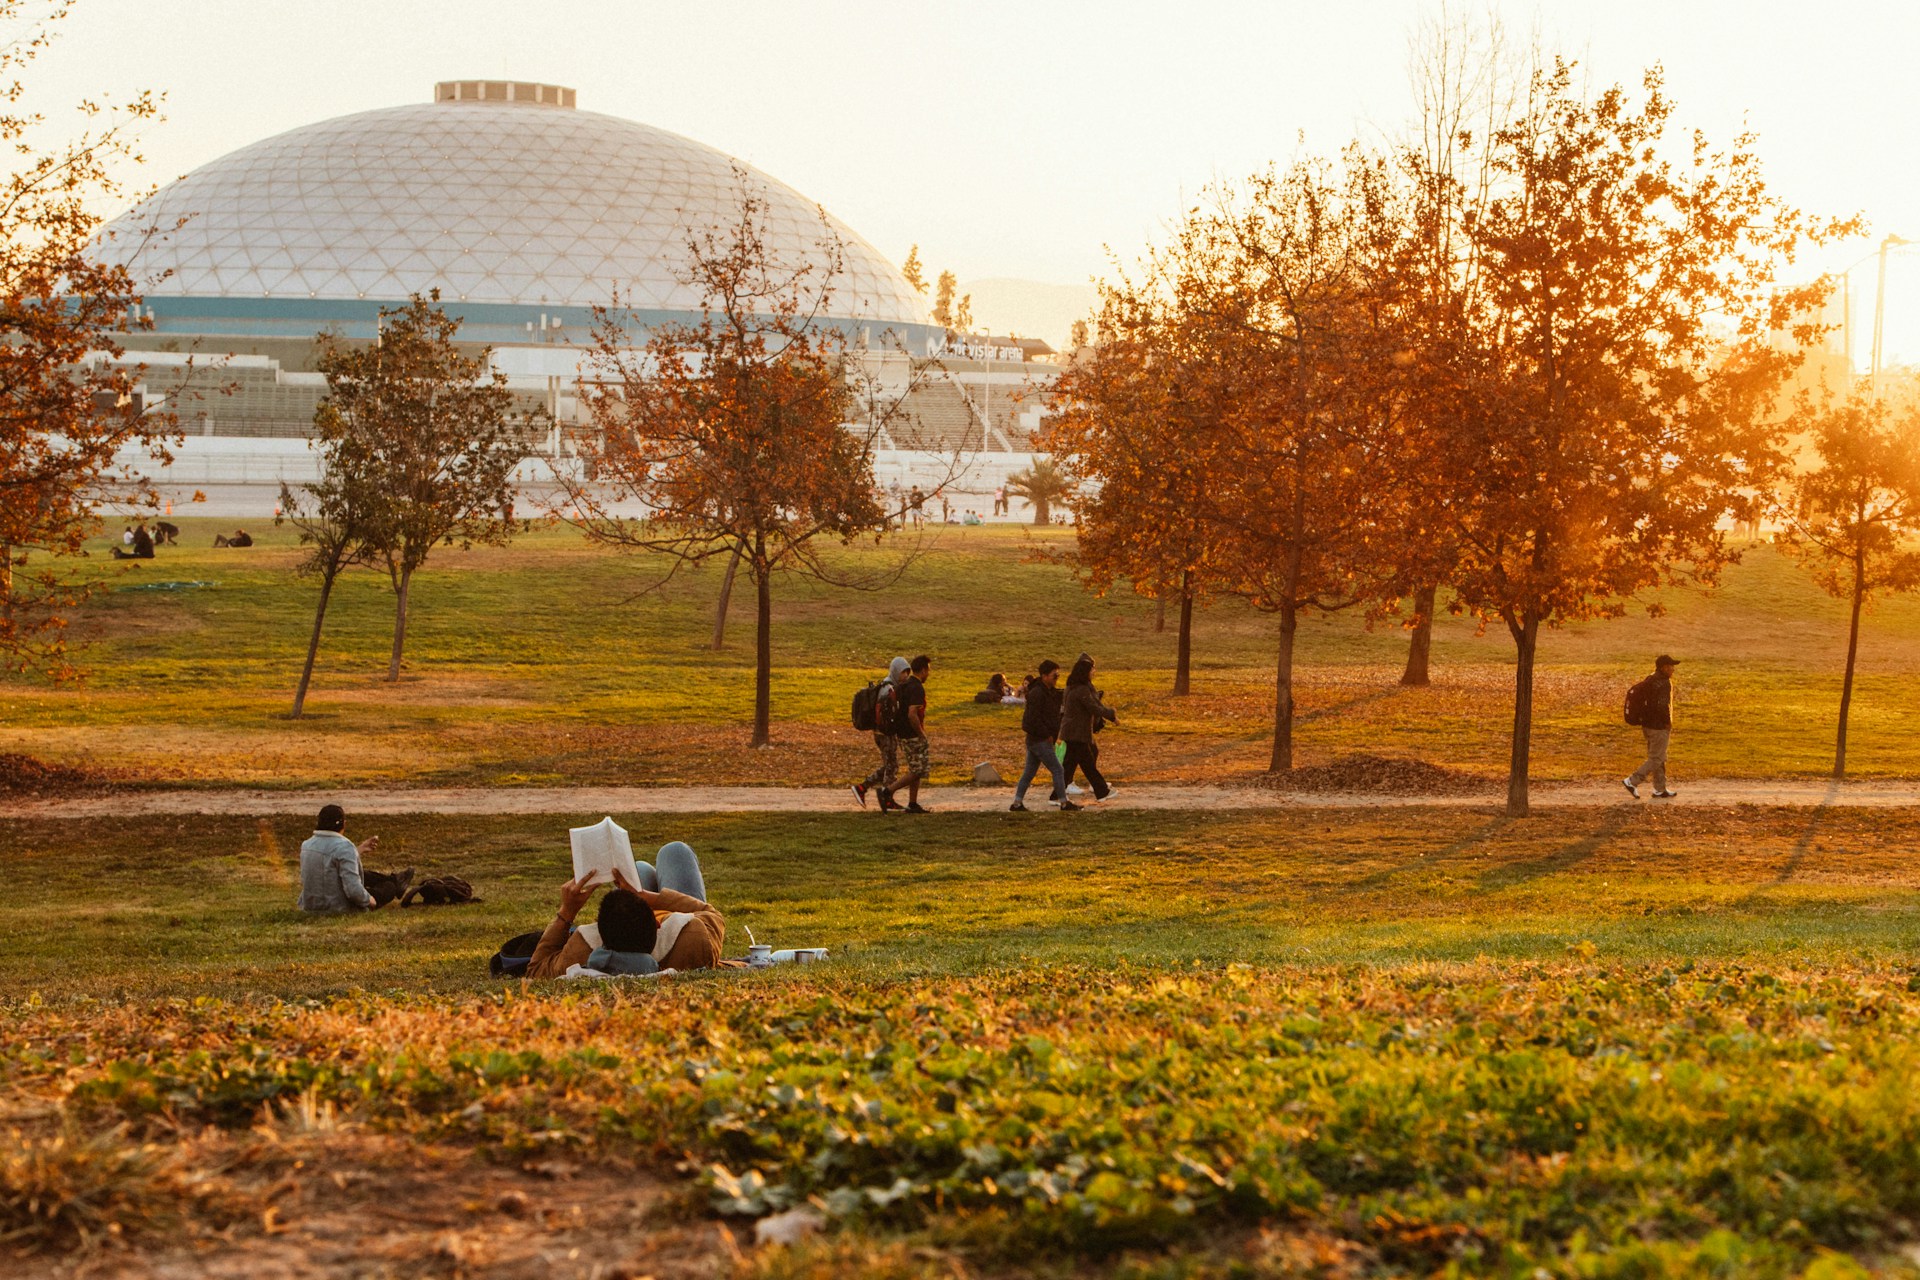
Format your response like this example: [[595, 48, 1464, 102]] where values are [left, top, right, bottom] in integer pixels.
[[1010, 659, 1075, 811], [111, 522, 155, 560], [1059, 653, 1116, 802], [1623, 654, 1680, 799]]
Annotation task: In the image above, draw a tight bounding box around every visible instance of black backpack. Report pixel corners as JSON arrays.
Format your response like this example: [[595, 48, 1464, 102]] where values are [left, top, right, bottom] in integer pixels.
[[851, 679, 891, 731], [1623, 677, 1654, 726], [489, 929, 544, 979]]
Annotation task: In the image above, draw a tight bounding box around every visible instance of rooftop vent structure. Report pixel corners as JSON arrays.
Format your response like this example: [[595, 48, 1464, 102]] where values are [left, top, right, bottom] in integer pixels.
[[434, 80, 575, 109]]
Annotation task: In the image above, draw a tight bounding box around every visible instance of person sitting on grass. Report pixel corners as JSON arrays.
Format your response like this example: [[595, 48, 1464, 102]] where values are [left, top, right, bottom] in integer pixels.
[[973, 672, 1011, 703], [110, 521, 155, 561], [297, 803, 384, 913], [525, 840, 726, 978]]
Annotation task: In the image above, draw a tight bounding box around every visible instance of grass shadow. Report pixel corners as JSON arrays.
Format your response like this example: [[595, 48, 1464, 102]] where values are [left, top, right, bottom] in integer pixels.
[[1475, 806, 1630, 893]]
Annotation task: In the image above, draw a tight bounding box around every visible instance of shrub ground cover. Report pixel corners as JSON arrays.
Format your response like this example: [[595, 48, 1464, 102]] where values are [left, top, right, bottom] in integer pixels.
[[3, 805, 1919, 1276], [5, 520, 1920, 789]]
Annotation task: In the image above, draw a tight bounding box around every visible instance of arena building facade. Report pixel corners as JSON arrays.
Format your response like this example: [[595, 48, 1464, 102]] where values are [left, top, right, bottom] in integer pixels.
[[93, 81, 1058, 517]]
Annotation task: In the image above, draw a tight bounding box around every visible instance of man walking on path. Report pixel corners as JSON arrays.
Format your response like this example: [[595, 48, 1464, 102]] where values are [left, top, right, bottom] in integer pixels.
[[1011, 659, 1077, 811], [880, 654, 933, 813], [852, 657, 907, 812], [1623, 655, 1680, 799]]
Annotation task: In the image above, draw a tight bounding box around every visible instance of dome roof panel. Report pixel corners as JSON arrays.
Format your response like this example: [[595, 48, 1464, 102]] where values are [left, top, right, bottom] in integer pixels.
[[97, 98, 926, 326]]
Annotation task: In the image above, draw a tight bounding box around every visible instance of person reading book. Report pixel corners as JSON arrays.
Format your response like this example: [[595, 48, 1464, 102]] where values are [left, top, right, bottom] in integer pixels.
[[524, 839, 726, 979]]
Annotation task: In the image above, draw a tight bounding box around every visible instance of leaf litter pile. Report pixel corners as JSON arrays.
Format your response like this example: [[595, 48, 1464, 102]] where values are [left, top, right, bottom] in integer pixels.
[[7, 962, 1920, 1277], [0, 753, 120, 800]]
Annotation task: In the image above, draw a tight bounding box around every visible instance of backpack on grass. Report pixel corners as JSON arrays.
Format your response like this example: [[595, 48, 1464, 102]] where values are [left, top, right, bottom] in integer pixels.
[[1623, 677, 1655, 727], [401, 875, 479, 907], [488, 929, 544, 979]]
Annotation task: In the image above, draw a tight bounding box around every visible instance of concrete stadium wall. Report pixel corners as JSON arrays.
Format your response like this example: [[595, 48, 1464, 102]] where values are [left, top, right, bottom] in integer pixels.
[[107, 437, 1056, 523]]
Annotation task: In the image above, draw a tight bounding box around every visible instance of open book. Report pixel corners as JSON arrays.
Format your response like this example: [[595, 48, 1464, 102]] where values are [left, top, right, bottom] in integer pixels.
[[569, 816, 642, 890]]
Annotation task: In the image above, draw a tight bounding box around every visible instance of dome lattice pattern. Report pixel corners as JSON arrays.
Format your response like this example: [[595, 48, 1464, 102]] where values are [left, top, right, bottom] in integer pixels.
[[100, 97, 925, 325]]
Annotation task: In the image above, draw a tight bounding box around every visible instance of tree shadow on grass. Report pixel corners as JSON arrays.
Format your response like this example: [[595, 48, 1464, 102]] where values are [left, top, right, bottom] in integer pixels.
[[1474, 806, 1631, 893], [1329, 813, 1516, 901], [1736, 785, 1839, 906]]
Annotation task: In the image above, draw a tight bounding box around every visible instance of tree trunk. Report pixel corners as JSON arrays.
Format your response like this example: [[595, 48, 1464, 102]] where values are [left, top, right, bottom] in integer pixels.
[[1154, 593, 1166, 633], [752, 565, 772, 748], [1031, 499, 1049, 526], [1835, 552, 1865, 779], [291, 568, 337, 719], [385, 564, 413, 682], [1, 543, 13, 627], [1400, 583, 1436, 687], [711, 546, 742, 651], [1269, 599, 1298, 773], [1173, 575, 1194, 697], [1505, 615, 1539, 816]]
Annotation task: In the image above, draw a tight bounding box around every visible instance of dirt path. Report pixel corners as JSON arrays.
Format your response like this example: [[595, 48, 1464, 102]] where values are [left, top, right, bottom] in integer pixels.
[[8, 778, 1920, 819]]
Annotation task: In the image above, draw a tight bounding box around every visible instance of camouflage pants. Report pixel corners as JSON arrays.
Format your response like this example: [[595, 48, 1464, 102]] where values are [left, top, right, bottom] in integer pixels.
[[862, 733, 898, 791], [899, 734, 930, 782]]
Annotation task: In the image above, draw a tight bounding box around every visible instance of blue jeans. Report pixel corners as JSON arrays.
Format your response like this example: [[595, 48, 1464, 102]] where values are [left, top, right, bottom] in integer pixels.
[[1013, 738, 1065, 804], [628, 841, 708, 901]]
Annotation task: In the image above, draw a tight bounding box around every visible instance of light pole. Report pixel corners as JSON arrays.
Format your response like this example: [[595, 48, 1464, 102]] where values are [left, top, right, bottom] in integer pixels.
[[1870, 234, 1910, 401]]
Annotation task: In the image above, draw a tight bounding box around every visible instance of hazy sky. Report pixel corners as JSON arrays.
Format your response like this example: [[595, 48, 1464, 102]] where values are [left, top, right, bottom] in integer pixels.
[[27, 0, 1920, 358]]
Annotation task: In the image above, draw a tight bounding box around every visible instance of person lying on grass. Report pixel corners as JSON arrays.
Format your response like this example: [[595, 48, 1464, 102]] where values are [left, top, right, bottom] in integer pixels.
[[525, 840, 726, 978]]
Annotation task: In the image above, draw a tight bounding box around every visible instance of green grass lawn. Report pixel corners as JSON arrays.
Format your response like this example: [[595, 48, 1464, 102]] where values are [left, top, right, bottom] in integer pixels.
[[5, 805, 1920, 1276], [5, 518, 1920, 789]]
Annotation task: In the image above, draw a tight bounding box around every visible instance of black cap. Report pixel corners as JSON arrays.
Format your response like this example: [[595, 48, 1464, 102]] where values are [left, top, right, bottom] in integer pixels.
[[1655, 655, 1680, 667]]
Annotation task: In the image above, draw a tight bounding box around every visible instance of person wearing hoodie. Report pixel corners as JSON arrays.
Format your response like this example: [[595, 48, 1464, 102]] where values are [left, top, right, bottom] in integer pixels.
[[852, 657, 908, 811], [1010, 659, 1076, 811], [1059, 653, 1117, 802]]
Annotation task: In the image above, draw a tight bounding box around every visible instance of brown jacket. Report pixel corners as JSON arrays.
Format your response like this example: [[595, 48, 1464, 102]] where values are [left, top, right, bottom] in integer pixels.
[[524, 888, 726, 979]]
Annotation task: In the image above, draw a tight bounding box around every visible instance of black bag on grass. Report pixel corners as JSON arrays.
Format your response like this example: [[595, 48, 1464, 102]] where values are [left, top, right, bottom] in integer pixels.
[[489, 929, 544, 979], [402, 874, 479, 907]]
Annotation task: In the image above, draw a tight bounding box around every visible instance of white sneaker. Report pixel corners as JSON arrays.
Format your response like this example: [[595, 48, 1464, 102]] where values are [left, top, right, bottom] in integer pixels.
[[1096, 787, 1118, 803], [1622, 777, 1640, 799], [1066, 783, 1085, 796]]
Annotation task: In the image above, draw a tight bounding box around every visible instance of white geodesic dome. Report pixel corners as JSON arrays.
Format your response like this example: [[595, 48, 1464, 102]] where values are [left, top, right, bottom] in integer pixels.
[[96, 82, 927, 327]]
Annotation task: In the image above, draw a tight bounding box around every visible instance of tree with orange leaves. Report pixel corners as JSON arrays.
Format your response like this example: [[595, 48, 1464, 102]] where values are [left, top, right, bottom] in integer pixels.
[[1775, 392, 1920, 778], [1044, 286, 1225, 696], [1411, 62, 1848, 815], [561, 181, 934, 748], [1054, 153, 1410, 770], [1189, 155, 1410, 773], [0, 0, 172, 679]]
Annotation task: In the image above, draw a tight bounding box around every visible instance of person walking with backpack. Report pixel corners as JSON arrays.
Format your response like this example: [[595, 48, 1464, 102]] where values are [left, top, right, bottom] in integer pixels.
[[879, 654, 933, 813], [1010, 659, 1076, 811], [851, 657, 908, 812], [1059, 653, 1117, 803], [1623, 655, 1680, 799]]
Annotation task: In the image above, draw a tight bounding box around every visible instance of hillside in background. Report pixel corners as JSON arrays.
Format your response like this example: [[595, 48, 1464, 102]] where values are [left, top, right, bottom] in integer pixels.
[[959, 277, 1098, 349]]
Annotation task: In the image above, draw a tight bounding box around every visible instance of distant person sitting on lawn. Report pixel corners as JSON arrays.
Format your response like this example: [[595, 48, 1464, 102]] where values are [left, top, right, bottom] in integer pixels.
[[214, 529, 254, 547], [111, 522, 155, 560], [297, 803, 385, 912], [524, 841, 727, 978], [973, 672, 1011, 703]]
